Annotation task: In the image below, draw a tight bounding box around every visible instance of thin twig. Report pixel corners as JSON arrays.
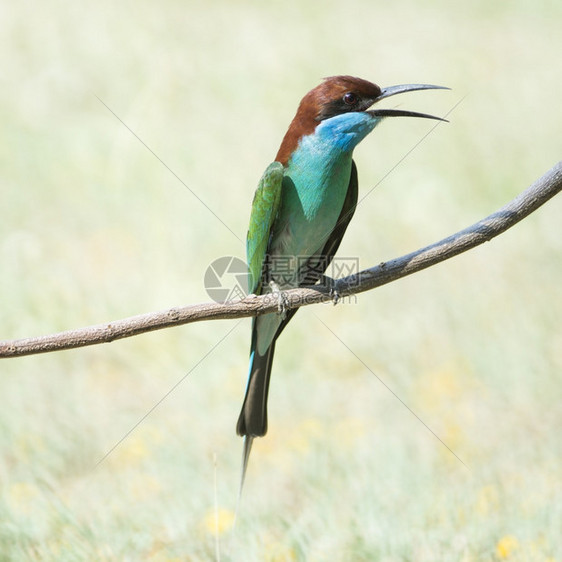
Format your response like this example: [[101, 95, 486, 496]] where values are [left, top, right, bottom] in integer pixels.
[[1, 161, 560, 359]]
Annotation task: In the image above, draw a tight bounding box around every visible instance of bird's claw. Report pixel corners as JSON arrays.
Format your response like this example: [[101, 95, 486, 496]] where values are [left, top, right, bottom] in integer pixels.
[[269, 280, 289, 318], [321, 275, 340, 305]]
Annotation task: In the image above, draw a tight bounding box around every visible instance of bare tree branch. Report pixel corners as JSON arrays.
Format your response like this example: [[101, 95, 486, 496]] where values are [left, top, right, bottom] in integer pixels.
[[1, 161, 561, 359]]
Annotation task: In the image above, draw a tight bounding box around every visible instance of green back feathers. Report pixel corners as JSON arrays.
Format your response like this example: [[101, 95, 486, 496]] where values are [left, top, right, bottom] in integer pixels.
[[246, 162, 284, 294]]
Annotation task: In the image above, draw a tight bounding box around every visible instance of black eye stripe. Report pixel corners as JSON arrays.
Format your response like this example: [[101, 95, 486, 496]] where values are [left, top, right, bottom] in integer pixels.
[[317, 91, 370, 120]]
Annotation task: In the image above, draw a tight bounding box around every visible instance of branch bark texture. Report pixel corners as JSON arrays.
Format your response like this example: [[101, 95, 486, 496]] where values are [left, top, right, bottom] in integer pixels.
[[1, 161, 561, 359]]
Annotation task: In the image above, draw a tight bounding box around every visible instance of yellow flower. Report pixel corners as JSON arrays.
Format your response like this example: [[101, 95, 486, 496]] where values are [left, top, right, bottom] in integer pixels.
[[286, 417, 323, 454], [202, 508, 235, 535], [333, 416, 368, 449], [496, 535, 519, 559], [475, 485, 500, 516], [8, 482, 39, 514], [129, 473, 162, 500], [16, 433, 45, 460], [111, 434, 150, 467], [263, 540, 297, 562]]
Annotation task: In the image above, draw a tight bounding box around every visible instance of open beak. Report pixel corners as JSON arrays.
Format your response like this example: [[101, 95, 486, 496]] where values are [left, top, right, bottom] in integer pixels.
[[367, 83, 450, 122]]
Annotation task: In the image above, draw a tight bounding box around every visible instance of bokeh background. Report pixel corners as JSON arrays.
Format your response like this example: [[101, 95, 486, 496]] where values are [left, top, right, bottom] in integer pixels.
[[1, 0, 561, 560]]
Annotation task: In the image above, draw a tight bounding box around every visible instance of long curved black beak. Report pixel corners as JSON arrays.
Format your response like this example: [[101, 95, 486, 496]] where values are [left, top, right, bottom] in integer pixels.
[[368, 83, 450, 122]]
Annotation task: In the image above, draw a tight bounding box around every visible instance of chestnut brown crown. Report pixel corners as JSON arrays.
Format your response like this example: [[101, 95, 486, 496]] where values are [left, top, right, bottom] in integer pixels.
[[275, 76, 449, 165], [275, 76, 382, 165]]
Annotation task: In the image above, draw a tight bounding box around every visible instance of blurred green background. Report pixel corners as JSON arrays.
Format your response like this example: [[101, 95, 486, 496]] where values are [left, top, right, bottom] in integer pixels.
[[1, 0, 561, 560]]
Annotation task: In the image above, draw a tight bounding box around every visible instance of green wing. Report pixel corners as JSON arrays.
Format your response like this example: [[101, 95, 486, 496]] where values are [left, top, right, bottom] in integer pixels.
[[246, 162, 284, 295]]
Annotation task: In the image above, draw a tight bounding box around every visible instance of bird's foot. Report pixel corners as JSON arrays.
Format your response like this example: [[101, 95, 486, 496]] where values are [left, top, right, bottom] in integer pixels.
[[320, 275, 340, 305], [269, 280, 289, 318]]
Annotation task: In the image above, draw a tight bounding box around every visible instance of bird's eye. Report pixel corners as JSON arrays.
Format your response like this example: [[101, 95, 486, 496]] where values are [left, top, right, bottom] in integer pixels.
[[343, 92, 358, 105]]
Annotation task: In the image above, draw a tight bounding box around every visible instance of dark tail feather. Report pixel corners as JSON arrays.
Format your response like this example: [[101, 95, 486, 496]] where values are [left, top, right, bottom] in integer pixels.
[[234, 435, 254, 526], [236, 343, 276, 438], [235, 345, 274, 504], [236, 309, 297, 438], [235, 310, 297, 503], [239, 436, 253, 496]]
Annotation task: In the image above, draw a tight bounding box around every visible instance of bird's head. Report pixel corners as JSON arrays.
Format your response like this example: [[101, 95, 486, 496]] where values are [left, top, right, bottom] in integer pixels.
[[276, 75, 448, 164]]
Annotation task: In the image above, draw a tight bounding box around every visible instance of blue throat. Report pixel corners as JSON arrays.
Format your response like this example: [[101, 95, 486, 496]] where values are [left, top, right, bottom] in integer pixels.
[[273, 111, 381, 255], [312, 111, 381, 153], [256, 112, 381, 354]]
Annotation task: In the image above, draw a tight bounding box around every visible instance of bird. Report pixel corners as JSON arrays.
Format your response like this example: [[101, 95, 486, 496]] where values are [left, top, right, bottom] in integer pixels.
[[236, 75, 448, 490]]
